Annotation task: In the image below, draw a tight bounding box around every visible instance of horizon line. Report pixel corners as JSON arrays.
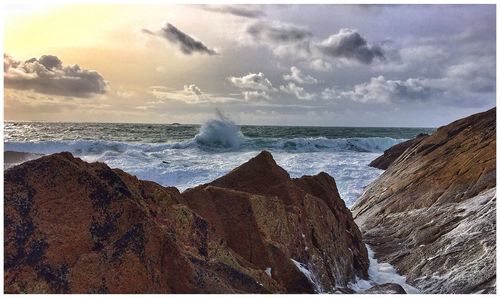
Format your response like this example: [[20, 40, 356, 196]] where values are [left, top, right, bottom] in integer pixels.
[[3, 119, 437, 129]]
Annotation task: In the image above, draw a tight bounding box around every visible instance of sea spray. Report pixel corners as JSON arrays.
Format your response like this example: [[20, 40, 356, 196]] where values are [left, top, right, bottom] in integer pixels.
[[348, 245, 420, 293], [193, 109, 245, 150]]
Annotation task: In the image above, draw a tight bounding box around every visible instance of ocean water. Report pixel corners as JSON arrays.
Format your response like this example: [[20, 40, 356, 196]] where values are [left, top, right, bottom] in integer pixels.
[[4, 115, 434, 207]]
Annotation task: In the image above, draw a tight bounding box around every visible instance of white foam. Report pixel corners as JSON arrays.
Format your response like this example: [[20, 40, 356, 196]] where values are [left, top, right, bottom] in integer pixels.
[[4, 141, 384, 207], [193, 109, 244, 150], [349, 246, 420, 293], [265, 267, 272, 277], [291, 259, 324, 293]]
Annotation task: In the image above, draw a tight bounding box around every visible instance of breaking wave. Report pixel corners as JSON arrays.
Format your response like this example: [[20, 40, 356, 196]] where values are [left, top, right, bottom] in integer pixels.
[[4, 111, 405, 155], [4, 137, 404, 155], [4, 136, 404, 156], [193, 110, 244, 150]]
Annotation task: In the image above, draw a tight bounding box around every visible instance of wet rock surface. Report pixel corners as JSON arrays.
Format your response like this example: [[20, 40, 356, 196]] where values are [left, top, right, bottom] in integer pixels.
[[361, 283, 406, 294], [5, 151, 368, 293], [353, 108, 496, 294]]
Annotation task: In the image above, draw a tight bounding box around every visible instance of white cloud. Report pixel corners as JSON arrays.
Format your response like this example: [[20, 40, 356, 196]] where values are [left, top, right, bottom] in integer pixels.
[[184, 84, 202, 96], [243, 90, 271, 101], [280, 82, 316, 100], [309, 59, 332, 71], [321, 87, 338, 100], [283, 66, 318, 84], [150, 85, 239, 104], [227, 72, 274, 91], [341, 76, 434, 104]]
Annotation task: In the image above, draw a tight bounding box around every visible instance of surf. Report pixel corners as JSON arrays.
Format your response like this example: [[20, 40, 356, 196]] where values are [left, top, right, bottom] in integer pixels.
[[193, 109, 245, 150]]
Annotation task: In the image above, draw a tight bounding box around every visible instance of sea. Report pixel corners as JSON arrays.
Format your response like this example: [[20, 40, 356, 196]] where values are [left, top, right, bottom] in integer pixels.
[[4, 115, 435, 208]]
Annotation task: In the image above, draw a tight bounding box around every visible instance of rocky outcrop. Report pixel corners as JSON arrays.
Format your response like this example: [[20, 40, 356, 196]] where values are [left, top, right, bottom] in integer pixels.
[[5, 151, 369, 293], [352, 108, 496, 294], [368, 133, 429, 170], [362, 283, 406, 294], [183, 151, 369, 293]]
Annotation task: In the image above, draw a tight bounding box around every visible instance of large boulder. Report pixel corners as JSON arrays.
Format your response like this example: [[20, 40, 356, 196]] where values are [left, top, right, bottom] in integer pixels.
[[5, 151, 369, 293], [352, 108, 496, 293], [183, 151, 369, 293]]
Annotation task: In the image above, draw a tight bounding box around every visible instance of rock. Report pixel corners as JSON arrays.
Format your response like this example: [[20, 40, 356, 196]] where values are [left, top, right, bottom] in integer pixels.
[[183, 151, 369, 293], [362, 283, 407, 294], [5, 151, 368, 293], [4, 152, 201, 294], [352, 108, 496, 294], [368, 133, 429, 170]]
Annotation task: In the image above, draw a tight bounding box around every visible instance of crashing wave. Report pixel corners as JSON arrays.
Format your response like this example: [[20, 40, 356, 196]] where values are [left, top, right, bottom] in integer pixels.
[[4, 135, 405, 156], [4, 136, 404, 156], [266, 137, 405, 153], [193, 110, 244, 150]]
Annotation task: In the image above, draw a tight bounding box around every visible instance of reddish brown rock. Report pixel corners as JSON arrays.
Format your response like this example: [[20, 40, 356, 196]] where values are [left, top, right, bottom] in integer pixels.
[[368, 133, 429, 170], [5, 151, 369, 293], [352, 108, 496, 293], [184, 151, 369, 293]]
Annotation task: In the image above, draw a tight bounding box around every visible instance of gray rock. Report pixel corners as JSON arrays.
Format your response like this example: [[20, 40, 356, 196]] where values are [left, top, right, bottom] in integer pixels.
[[362, 283, 406, 294], [353, 108, 496, 294]]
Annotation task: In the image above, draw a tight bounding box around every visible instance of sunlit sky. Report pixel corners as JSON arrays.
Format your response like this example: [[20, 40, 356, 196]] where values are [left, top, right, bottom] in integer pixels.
[[3, 4, 496, 126]]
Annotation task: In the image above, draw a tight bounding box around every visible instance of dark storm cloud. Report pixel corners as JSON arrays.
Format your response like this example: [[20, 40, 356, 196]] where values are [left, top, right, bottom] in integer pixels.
[[317, 28, 385, 64], [38, 55, 62, 69], [246, 21, 384, 65], [247, 21, 312, 43], [4, 54, 107, 98], [202, 5, 265, 18], [143, 23, 217, 55]]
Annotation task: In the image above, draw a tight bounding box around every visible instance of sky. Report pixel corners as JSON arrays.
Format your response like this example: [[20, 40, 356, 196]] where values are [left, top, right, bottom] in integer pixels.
[[3, 4, 497, 127]]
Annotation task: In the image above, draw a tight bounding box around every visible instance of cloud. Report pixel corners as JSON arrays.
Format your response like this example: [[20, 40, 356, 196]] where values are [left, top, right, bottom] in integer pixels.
[[316, 28, 385, 64], [184, 84, 202, 96], [242, 90, 271, 101], [227, 72, 274, 91], [280, 82, 316, 100], [244, 22, 384, 67], [321, 87, 338, 100], [150, 85, 239, 104], [309, 58, 332, 71], [247, 21, 312, 43], [283, 66, 318, 84], [342, 76, 434, 104], [374, 43, 450, 73], [4, 54, 107, 98], [442, 59, 495, 93], [202, 5, 265, 18], [143, 23, 217, 55], [38, 55, 62, 69]]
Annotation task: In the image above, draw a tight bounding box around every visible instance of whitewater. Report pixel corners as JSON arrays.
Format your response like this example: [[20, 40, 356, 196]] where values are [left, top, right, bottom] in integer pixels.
[[4, 114, 434, 207]]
